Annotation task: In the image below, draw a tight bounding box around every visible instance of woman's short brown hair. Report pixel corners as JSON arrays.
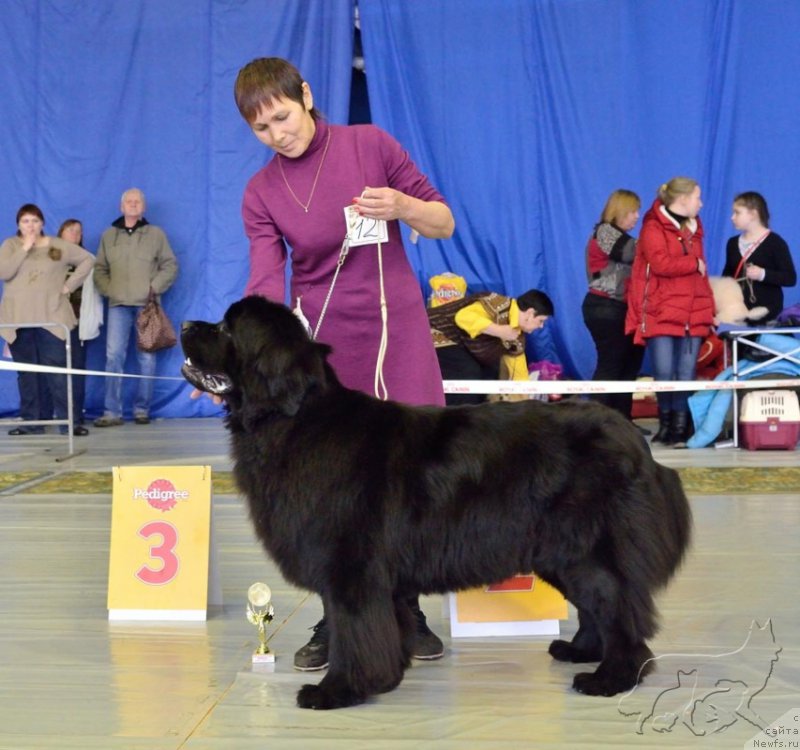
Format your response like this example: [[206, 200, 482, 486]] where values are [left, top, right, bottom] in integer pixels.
[[234, 57, 322, 123], [15, 203, 60, 259], [57, 218, 83, 240], [16, 203, 44, 230], [600, 189, 641, 226]]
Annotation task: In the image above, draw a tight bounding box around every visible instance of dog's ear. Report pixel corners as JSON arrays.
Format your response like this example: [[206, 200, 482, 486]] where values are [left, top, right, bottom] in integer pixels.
[[240, 339, 330, 426]]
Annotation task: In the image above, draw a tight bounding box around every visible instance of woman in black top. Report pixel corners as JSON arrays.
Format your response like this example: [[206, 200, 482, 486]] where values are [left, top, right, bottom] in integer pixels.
[[722, 192, 796, 322]]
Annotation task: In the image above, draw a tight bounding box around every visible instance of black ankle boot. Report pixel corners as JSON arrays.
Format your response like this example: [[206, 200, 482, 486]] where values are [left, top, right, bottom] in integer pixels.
[[669, 410, 691, 448], [651, 410, 672, 444]]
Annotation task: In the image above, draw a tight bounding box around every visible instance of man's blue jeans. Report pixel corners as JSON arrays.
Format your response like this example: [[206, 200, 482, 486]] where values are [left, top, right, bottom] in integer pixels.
[[647, 334, 702, 412], [103, 305, 156, 418]]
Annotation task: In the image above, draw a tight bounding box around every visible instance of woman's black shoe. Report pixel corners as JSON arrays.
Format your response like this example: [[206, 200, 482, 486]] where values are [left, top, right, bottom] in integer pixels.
[[8, 426, 45, 436], [669, 410, 692, 448], [59, 425, 90, 436], [650, 410, 672, 444]]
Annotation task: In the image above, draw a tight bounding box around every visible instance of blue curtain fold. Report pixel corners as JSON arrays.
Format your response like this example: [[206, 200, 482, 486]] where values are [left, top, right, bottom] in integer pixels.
[[3, 0, 800, 418], [0, 0, 353, 418], [360, 0, 800, 378]]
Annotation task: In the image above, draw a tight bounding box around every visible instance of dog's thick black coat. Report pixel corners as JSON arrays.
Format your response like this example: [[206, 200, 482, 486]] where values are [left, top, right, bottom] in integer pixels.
[[181, 296, 692, 710]]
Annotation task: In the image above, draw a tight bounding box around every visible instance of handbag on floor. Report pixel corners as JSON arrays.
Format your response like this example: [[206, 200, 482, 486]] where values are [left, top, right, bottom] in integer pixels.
[[136, 290, 177, 352]]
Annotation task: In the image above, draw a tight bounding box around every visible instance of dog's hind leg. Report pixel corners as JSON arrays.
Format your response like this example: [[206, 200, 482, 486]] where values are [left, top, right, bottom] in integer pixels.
[[296, 592, 409, 710], [297, 670, 367, 710], [572, 637, 655, 698], [553, 562, 656, 697], [548, 607, 603, 663]]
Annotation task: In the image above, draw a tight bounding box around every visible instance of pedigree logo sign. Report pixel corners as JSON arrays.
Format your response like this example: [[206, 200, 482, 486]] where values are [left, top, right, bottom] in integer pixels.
[[109, 466, 212, 620], [132, 478, 190, 512]]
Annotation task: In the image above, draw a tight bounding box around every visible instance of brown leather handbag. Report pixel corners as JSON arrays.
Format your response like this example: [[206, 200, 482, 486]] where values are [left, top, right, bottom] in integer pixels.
[[136, 290, 177, 352]]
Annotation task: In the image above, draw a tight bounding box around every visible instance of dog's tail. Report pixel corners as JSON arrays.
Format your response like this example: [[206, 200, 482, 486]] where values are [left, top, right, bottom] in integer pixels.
[[745, 305, 769, 322], [655, 466, 692, 580], [638, 465, 692, 592], [615, 463, 692, 641]]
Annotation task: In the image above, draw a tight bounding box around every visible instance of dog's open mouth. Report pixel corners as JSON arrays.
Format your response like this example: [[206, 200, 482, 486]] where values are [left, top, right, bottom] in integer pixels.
[[181, 358, 233, 395]]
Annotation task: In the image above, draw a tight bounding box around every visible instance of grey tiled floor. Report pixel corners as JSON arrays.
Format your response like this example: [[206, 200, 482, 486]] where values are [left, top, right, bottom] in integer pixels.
[[0, 418, 797, 748]]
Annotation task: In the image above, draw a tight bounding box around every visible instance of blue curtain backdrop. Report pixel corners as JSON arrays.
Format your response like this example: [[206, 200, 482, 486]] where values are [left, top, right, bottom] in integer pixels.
[[0, 0, 353, 417], [2, 0, 800, 418], [359, 0, 800, 376]]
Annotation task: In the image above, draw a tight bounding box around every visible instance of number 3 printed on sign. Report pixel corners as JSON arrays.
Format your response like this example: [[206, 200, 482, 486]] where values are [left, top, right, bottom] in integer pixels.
[[136, 521, 179, 585], [343, 205, 389, 247]]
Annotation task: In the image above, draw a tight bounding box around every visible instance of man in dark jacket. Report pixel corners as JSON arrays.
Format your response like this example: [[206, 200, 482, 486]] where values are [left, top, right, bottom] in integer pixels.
[[93, 189, 178, 426]]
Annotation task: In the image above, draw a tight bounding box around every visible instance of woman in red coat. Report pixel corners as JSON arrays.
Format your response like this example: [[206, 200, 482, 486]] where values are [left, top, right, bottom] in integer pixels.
[[626, 178, 714, 446]]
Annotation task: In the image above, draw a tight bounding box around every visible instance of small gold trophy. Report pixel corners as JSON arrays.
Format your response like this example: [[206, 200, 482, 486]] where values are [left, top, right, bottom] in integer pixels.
[[247, 582, 275, 664]]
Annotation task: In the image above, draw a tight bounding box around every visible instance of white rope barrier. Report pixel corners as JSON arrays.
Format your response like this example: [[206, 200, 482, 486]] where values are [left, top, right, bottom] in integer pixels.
[[0, 359, 184, 380], [3, 359, 797, 394], [443, 378, 800, 396]]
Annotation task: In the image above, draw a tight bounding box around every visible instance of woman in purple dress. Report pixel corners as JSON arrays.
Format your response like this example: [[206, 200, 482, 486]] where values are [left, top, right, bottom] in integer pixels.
[[236, 57, 453, 406], [234, 57, 455, 671]]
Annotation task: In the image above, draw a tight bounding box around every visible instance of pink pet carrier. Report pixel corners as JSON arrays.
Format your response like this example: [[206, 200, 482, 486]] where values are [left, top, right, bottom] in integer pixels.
[[739, 390, 800, 450]]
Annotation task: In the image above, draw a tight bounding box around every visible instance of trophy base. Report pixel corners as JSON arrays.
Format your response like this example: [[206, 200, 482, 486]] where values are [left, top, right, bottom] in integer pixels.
[[252, 652, 275, 664]]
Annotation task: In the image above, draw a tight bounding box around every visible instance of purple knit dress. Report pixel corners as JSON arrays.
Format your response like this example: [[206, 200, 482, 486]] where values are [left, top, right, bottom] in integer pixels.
[[242, 119, 445, 406]]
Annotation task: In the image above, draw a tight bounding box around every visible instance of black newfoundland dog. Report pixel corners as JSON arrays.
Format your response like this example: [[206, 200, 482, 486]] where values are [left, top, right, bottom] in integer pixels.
[[181, 296, 691, 710]]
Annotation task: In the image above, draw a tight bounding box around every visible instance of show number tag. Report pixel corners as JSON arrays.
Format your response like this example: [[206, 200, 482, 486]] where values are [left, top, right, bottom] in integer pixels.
[[344, 205, 388, 247]]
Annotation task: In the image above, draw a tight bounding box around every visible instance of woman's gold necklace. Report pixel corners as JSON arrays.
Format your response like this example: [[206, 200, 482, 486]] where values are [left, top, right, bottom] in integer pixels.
[[277, 128, 332, 213]]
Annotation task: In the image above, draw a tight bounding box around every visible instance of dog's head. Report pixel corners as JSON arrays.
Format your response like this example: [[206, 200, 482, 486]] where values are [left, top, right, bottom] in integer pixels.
[[181, 296, 332, 425]]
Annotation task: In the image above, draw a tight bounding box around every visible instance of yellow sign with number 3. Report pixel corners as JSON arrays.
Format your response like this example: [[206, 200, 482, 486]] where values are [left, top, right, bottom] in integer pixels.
[[107, 465, 212, 621]]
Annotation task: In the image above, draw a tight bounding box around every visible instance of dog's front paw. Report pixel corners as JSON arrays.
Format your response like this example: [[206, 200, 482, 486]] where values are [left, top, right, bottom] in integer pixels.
[[548, 639, 602, 663], [296, 684, 328, 710], [572, 669, 637, 697], [296, 682, 365, 710]]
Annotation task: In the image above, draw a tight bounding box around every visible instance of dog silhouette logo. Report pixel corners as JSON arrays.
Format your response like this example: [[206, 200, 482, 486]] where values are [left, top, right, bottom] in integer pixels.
[[617, 619, 781, 736]]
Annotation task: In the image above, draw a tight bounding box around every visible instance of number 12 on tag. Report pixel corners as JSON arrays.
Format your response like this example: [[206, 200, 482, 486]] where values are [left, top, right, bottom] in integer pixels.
[[344, 205, 388, 247]]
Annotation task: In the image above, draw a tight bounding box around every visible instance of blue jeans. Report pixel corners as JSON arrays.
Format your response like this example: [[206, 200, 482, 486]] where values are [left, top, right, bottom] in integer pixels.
[[647, 335, 702, 413], [9, 327, 69, 423], [33, 326, 85, 423], [103, 305, 156, 418], [70, 326, 87, 423]]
